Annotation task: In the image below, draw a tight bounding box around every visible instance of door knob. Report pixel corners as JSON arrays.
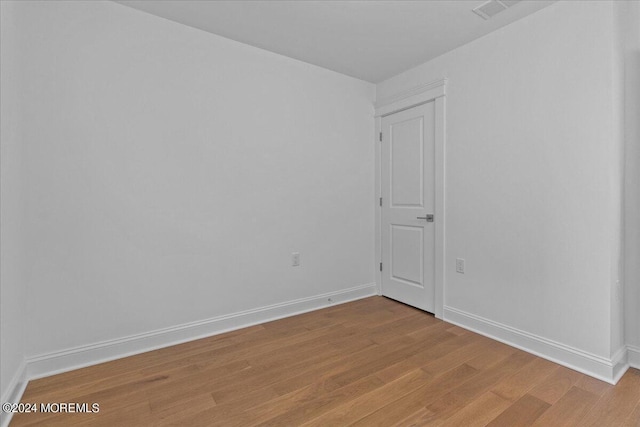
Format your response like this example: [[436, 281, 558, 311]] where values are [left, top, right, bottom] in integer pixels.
[[416, 214, 434, 222]]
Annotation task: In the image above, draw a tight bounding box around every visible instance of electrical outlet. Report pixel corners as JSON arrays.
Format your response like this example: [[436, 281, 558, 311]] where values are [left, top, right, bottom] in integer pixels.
[[456, 258, 465, 274], [292, 252, 300, 267]]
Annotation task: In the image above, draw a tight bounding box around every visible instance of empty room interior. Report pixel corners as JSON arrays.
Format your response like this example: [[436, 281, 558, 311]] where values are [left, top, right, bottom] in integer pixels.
[[1, 0, 640, 425]]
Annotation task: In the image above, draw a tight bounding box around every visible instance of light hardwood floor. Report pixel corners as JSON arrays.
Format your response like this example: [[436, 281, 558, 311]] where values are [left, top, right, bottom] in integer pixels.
[[11, 296, 640, 426]]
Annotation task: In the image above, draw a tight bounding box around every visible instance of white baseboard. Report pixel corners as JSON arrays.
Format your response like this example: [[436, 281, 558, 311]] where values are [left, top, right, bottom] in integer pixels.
[[443, 306, 627, 384], [611, 346, 629, 384], [1, 359, 27, 427], [26, 283, 376, 381], [629, 345, 640, 369]]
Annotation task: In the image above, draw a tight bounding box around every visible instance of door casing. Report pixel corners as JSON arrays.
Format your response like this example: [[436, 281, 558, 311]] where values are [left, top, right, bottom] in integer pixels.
[[374, 79, 447, 319]]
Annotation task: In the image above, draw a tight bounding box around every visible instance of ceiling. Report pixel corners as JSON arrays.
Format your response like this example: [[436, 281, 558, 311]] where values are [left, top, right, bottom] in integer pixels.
[[117, 0, 556, 83]]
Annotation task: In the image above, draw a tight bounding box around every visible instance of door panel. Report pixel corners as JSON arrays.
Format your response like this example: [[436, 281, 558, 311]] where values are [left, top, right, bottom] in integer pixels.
[[390, 225, 423, 287], [391, 117, 423, 207], [381, 102, 435, 312]]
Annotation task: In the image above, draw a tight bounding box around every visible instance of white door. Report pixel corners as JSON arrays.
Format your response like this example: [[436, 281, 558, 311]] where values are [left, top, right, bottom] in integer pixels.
[[381, 102, 436, 313]]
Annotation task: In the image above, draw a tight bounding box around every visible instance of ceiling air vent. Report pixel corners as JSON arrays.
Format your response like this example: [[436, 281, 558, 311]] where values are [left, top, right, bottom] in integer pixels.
[[472, 0, 520, 20]]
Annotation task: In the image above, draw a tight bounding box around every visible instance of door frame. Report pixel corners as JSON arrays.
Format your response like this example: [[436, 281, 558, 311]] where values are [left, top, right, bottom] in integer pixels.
[[374, 78, 447, 319]]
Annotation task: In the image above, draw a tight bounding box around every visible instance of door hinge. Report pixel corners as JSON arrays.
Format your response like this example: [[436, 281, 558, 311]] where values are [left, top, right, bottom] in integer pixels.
[[380, 262, 383, 272], [379, 197, 382, 207], [379, 132, 382, 142]]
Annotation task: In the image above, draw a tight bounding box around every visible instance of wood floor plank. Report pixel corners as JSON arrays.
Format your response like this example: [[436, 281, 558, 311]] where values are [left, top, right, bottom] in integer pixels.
[[149, 392, 216, 423], [267, 337, 379, 397], [393, 407, 437, 427], [327, 331, 452, 389], [424, 350, 536, 424], [622, 400, 640, 427], [465, 341, 520, 371], [574, 373, 613, 398], [440, 390, 512, 427], [581, 368, 640, 426], [491, 357, 558, 402], [404, 330, 476, 369], [159, 384, 281, 426], [531, 386, 600, 427], [420, 335, 493, 377], [300, 368, 433, 426], [141, 358, 251, 406], [206, 327, 379, 404], [248, 374, 386, 427], [367, 312, 439, 344], [485, 393, 550, 427], [375, 331, 476, 384], [527, 365, 582, 404], [445, 325, 469, 336], [349, 363, 480, 426], [11, 297, 640, 427]]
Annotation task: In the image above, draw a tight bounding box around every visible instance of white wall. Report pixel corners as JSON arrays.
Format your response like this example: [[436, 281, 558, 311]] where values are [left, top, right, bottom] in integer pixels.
[[378, 1, 623, 364], [624, 1, 640, 358], [0, 0, 27, 408], [13, 0, 375, 363]]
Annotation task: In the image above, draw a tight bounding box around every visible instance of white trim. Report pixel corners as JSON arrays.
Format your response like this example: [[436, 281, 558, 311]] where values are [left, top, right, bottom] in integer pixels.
[[0, 359, 27, 427], [629, 345, 640, 369], [375, 79, 447, 319], [25, 283, 376, 381], [375, 79, 447, 117], [611, 346, 629, 384], [433, 95, 446, 320], [444, 305, 628, 384], [375, 115, 383, 297]]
